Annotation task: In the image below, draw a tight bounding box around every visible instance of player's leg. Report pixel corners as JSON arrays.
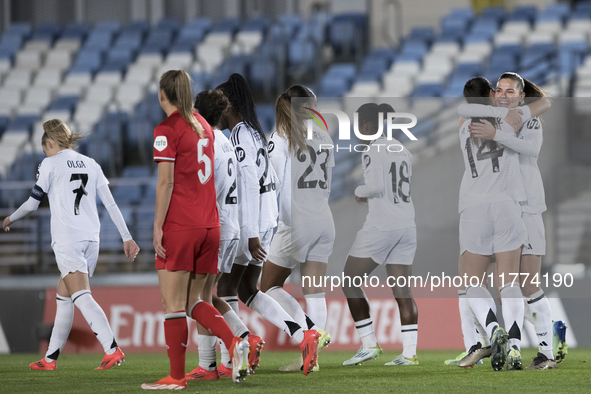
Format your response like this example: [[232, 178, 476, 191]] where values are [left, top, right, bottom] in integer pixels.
[[342, 255, 383, 366], [521, 254, 556, 369], [385, 263, 419, 366], [30, 277, 74, 370]]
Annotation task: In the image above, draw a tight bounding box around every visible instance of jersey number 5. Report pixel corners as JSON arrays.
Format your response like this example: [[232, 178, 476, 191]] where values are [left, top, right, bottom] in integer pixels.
[[198, 139, 212, 184], [70, 173, 88, 215]]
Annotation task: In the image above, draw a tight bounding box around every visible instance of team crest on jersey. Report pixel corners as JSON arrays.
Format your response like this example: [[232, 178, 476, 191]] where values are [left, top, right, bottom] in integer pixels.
[[268, 141, 275, 153], [235, 146, 246, 162], [363, 154, 371, 168], [154, 136, 168, 152]]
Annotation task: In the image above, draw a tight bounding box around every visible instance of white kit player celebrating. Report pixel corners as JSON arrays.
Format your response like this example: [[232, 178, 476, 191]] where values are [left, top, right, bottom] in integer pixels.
[[259, 85, 334, 371], [3, 119, 139, 371], [189, 89, 263, 379], [342, 103, 419, 367], [459, 73, 563, 370], [215, 74, 320, 375], [457, 77, 529, 371]]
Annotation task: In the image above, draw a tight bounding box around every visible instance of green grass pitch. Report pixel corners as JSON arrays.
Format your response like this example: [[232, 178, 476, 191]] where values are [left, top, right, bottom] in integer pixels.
[[2, 349, 590, 393]]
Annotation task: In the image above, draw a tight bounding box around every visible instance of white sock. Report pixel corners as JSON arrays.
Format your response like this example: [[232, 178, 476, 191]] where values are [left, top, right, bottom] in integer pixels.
[[219, 296, 239, 315], [266, 286, 312, 329], [401, 324, 418, 358], [45, 295, 74, 362], [305, 293, 327, 330], [222, 310, 249, 338], [500, 283, 524, 350], [355, 318, 377, 348], [220, 338, 231, 368], [466, 285, 499, 339], [71, 290, 117, 354], [458, 290, 477, 353], [526, 290, 554, 359], [197, 334, 217, 371], [247, 291, 304, 343]]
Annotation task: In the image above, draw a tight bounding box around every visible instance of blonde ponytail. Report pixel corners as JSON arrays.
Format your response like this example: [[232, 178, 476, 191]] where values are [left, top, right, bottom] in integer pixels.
[[160, 70, 204, 138], [42, 119, 85, 149]]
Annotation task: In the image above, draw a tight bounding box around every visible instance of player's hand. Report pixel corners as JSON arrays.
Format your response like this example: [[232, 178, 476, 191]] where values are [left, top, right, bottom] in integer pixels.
[[124, 239, 140, 261], [505, 109, 524, 133], [355, 196, 368, 204], [3, 216, 12, 232], [154, 226, 166, 259], [248, 237, 267, 262], [469, 119, 496, 140]]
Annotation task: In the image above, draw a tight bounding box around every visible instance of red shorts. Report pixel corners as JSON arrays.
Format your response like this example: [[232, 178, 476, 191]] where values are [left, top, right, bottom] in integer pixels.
[[155, 227, 220, 273]]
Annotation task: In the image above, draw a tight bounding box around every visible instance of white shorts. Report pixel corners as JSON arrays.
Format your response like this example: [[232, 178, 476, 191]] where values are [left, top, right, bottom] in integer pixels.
[[349, 224, 417, 266], [459, 200, 527, 256], [218, 238, 239, 274], [52, 241, 100, 279], [234, 228, 274, 267], [268, 219, 335, 269], [522, 213, 546, 256]]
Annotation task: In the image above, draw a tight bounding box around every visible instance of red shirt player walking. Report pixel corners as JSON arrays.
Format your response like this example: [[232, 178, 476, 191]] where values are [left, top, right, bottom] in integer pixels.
[[141, 70, 249, 391]]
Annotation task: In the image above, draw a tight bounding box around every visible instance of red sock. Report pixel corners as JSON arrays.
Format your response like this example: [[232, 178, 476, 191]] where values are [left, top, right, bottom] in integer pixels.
[[191, 301, 235, 348], [164, 313, 188, 380]]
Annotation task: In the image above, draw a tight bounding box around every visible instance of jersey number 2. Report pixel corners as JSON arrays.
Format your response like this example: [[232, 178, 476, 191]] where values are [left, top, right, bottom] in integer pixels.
[[198, 139, 212, 184], [70, 173, 88, 215], [225, 157, 238, 204]]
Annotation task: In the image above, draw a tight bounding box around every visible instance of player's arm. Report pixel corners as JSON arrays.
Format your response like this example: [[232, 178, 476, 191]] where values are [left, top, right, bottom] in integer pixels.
[[97, 183, 139, 261], [458, 103, 525, 132], [354, 151, 383, 203], [154, 161, 174, 259], [493, 120, 543, 157], [3, 185, 45, 231]]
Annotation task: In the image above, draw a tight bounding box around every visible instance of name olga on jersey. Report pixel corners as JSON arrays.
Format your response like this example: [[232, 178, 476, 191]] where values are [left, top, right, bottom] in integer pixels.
[[67, 160, 86, 168]]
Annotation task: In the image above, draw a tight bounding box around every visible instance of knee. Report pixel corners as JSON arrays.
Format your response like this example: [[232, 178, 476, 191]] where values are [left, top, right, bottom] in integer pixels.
[[237, 283, 257, 304]]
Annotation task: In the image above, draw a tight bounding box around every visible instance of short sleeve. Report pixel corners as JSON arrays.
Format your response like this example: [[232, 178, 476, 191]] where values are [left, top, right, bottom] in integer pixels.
[[35, 158, 51, 194], [153, 124, 178, 162]]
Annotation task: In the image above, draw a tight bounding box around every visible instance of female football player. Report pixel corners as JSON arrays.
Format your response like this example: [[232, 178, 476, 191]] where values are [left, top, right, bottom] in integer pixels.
[[188, 89, 263, 379], [456, 76, 529, 371], [215, 74, 320, 375], [3, 119, 139, 371], [142, 70, 248, 390], [340, 103, 419, 367], [260, 85, 334, 371], [459, 73, 558, 370]]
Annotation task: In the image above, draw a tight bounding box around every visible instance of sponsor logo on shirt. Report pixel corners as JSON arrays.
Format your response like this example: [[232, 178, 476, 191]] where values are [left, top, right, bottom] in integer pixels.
[[154, 136, 168, 152], [235, 147, 246, 162], [268, 141, 275, 153]]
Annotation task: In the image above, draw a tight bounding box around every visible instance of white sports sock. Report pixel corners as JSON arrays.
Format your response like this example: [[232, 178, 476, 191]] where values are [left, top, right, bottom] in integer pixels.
[[220, 338, 231, 368], [458, 290, 477, 353], [45, 295, 74, 362], [247, 291, 304, 343], [266, 286, 311, 329], [500, 283, 524, 350], [219, 296, 239, 315], [222, 310, 249, 338], [71, 290, 117, 354], [466, 285, 498, 339], [526, 290, 554, 359], [197, 334, 217, 371], [401, 324, 418, 358], [305, 293, 327, 330], [355, 318, 377, 348]]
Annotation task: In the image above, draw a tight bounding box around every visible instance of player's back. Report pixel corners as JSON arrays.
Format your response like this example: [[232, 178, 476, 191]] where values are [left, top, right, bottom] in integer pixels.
[[214, 128, 239, 239], [38, 149, 104, 244], [362, 137, 415, 231], [154, 111, 219, 231], [458, 119, 525, 213]]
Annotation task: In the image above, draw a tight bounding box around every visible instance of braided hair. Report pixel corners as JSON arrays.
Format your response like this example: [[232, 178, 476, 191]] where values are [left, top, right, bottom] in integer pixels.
[[216, 73, 267, 144]]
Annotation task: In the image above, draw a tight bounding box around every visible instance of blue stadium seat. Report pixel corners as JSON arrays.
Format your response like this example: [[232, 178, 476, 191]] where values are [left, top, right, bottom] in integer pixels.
[[95, 21, 121, 34], [74, 50, 103, 72], [360, 57, 390, 76], [277, 14, 303, 40], [320, 74, 350, 97], [256, 104, 275, 134], [329, 13, 367, 57], [33, 23, 62, 41], [481, 7, 505, 21], [157, 18, 182, 32], [7, 116, 38, 135], [400, 40, 428, 58], [249, 58, 276, 91], [325, 63, 357, 81], [61, 22, 91, 39], [288, 39, 315, 69], [122, 165, 151, 178], [6, 22, 32, 37], [48, 96, 80, 113], [407, 27, 435, 43], [411, 84, 443, 97], [113, 32, 144, 51], [84, 31, 113, 51], [0, 34, 23, 54]]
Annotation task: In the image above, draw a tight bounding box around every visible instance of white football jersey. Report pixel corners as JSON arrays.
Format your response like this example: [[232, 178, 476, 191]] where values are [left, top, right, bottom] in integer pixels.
[[354, 136, 416, 231], [214, 129, 240, 240], [35, 149, 108, 245], [269, 126, 334, 227], [230, 122, 278, 239], [458, 104, 545, 214], [458, 118, 526, 213]]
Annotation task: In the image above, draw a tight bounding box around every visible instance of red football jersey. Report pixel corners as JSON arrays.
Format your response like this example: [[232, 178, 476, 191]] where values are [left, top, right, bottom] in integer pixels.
[[153, 111, 219, 232]]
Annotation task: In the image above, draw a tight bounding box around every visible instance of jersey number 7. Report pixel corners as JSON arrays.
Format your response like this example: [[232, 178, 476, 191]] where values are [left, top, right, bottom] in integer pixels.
[[70, 173, 88, 215]]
